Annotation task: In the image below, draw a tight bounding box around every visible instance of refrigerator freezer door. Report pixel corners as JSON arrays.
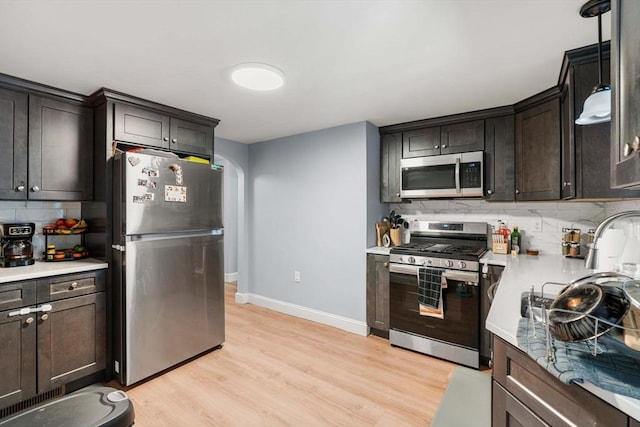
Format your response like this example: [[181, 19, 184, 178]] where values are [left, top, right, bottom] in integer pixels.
[[116, 152, 223, 235], [122, 231, 224, 385]]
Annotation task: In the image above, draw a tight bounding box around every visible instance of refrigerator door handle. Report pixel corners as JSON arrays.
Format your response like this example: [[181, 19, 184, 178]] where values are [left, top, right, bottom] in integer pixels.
[[112, 244, 126, 252]]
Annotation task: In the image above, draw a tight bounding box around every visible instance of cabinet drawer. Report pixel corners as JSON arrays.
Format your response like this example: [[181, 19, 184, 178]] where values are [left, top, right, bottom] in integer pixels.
[[37, 271, 105, 302], [492, 381, 548, 427], [493, 337, 627, 426], [0, 280, 36, 311]]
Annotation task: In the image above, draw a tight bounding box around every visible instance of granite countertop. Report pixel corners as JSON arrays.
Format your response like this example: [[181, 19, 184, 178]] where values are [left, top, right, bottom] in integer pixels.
[[0, 258, 108, 284], [482, 251, 640, 420]]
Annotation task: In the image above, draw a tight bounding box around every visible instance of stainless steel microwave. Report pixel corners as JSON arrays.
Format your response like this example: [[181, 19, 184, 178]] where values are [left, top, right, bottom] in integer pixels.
[[400, 151, 483, 198]]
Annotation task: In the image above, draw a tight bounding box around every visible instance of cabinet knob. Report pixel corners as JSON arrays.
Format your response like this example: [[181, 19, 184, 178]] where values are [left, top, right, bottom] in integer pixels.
[[515, 189, 520, 194], [16, 184, 25, 192], [41, 314, 49, 321], [623, 136, 640, 157], [171, 138, 177, 144], [396, 193, 400, 198], [163, 137, 169, 142], [30, 185, 40, 192], [563, 181, 572, 188], [434, 145, 440, 149], [487, 189, 493, 195], [25, 317, 34, 325], [383, 262, 389, 267], [442, 144, 447, 149], [70, 282, 78, 289]]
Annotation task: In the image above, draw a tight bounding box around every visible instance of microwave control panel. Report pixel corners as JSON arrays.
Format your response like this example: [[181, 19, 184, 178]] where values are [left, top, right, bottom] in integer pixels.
[[461, 162, 481, 188]]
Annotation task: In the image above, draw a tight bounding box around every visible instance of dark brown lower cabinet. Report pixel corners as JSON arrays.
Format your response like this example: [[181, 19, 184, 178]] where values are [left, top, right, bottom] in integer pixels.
[[492, 336, 634, 426], [366, 254, 389, 338], [0, 271, 106, 410]]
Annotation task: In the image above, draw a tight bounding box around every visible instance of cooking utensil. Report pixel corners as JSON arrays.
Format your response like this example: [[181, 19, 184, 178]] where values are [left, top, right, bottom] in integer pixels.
[[548, 282, 630, 342]]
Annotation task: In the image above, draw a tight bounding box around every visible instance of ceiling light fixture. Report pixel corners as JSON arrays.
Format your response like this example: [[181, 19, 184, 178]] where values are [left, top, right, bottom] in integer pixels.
[[231, 63, 285, 91], [575, 0, 611, 125]]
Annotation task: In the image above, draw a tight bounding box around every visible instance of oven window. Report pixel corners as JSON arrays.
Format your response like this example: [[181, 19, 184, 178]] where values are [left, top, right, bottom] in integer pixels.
[[390, 271, 479, 350], [402, 164, 456, 191]]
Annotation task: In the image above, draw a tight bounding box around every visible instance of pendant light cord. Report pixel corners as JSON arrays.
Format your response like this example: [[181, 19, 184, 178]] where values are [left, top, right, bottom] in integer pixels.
[[597, 13, 603, 86]]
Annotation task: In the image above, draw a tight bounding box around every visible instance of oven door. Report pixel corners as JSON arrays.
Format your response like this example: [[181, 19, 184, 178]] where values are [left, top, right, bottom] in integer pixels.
[[400, 151, 483, 198], [389, 263, 480, 351]]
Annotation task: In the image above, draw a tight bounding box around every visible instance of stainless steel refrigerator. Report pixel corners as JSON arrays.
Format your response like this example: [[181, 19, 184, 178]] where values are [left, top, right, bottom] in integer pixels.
[[112, 151, 224, 385]]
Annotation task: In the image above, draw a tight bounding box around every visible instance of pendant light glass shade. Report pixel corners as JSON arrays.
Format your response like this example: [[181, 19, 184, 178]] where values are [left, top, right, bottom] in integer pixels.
[[575, 84, 611, 124], [575, 0, 611, 125]]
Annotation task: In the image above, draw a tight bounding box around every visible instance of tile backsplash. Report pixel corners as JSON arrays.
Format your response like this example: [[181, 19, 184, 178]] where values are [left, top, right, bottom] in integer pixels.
[[0, 201, 83, 260], [390, 199, 640, 257]]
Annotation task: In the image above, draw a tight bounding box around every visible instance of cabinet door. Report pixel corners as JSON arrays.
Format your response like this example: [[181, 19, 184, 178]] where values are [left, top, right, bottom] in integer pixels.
[[380, 133, 402, 203], [402, 127, 440, 158], [37, 292, 106, 392], [561, 72, 576, 199], [366, 254, 390, 335], [0, 88, 28, 200], [515, 99, 561, 200], [492, 382, 549, 427], [484, 115, 515, 201], [29, 96, 93, 201], [611, 0, 640, 188], [169, 118, 213, 157], [114, 103, 170, 149], [440, 120, 484, 154], [0, 308, 36, 409]]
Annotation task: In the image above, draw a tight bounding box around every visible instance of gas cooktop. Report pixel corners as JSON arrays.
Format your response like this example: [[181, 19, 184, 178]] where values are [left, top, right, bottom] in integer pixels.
[[391, 242, 487, 260]]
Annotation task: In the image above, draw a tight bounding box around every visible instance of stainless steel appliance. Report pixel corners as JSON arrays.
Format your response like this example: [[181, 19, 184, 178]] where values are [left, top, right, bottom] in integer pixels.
[[400, 151, 483, 198], [112, 151, 224, 385], [389, 221, 488, 368], [0, 223, 36, 267]]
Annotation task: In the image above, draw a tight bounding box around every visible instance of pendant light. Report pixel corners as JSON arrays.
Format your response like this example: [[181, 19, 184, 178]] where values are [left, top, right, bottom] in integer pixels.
[[575, 0, 611, 125]]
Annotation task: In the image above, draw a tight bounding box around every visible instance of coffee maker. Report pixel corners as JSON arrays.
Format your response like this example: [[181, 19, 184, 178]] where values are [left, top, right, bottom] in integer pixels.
[[0, 223, 36, 267]]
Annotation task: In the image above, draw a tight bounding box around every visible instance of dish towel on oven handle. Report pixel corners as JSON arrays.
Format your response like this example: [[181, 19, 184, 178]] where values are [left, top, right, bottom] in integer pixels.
[[417, 267, 447, 319]]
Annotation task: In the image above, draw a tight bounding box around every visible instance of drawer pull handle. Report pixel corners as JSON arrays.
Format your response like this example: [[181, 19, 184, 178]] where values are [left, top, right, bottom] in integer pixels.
[[70, 282, 78, 289], [41, 314, 49, 321]]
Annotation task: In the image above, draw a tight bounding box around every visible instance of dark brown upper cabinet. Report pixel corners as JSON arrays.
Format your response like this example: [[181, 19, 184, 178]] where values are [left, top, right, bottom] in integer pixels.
[[0, 88, 28, 200], [113, 98, 215, 157], [560, 42, 640, 199], [514, 88, 561, 201], [0, 75, 93, 201], [484, 114, 515, 201], [380, 132, 403, 203], [402, 120, 484, 158], [611, 0, 640, 189]]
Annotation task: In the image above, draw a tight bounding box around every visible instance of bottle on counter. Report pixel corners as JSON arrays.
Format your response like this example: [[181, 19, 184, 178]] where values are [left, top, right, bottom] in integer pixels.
[[511, 226, 521, 254]]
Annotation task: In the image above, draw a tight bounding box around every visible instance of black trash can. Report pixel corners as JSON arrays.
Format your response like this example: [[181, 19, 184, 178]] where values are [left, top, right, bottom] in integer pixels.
[[0, 384, 135, 427]]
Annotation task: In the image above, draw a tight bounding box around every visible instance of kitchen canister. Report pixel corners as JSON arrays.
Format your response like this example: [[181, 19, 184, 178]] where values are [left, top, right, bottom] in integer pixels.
[[390, 228, 402, 246]]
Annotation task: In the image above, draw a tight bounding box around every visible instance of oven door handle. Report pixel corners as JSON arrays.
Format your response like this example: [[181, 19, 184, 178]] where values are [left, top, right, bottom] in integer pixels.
[[390, 264, 478, 284], [455, 156, 461, 194]]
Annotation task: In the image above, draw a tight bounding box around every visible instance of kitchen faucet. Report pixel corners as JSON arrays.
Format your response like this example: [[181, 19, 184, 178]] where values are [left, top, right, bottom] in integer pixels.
[[585, 210, 640, 269]]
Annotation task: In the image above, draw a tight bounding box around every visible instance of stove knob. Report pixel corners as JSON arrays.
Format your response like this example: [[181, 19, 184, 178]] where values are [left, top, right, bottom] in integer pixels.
[[426, 259, 433, 265], [458, 261, 467, 269], [408, 256, 416, 264], [444, 260, 453, 268]]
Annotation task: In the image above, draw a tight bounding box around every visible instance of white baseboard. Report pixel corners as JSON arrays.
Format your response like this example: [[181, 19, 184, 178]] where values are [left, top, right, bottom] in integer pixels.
[[225, 272, 238, 282], [233, 292, 368, 336]]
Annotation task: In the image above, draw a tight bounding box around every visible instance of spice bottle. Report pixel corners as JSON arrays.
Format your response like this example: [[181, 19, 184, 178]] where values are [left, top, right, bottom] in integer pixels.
[[46, 244, 56, 260], [569, 242, 580, 257], [562, 241, 570, 256]]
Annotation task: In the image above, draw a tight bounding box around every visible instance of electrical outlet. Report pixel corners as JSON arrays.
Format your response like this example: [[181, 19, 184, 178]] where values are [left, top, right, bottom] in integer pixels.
[[533, 219, 542, 232], [294, 271, 301, 283]]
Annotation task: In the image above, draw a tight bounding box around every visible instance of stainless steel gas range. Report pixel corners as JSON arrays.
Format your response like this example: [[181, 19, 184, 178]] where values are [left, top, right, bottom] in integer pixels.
[[389, 221, 489, 369]]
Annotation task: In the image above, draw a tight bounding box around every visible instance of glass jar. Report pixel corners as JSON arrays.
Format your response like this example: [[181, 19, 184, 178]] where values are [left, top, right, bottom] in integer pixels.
[[569, 242, 580, 257], [571, 229, 581, 243], [562, 241, 570, 256]]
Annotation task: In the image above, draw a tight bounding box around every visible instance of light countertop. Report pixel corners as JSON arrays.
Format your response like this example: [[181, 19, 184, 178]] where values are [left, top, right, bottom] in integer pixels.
[[0, 258, 108, 283], [366, 246, 392, 256], [483, 251, 640, 420]]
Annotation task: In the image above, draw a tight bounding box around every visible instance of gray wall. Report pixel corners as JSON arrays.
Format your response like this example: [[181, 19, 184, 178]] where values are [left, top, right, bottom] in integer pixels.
[[247, 121, 381, 321], [214, 137, 249, 292]]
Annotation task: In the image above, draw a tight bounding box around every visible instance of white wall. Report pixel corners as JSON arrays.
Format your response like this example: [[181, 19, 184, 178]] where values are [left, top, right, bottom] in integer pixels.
[[246, 121, 380, 328]]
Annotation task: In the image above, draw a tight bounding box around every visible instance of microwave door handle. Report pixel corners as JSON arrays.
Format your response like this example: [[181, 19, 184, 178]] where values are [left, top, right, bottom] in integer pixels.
[[455, 157, 461, 194]]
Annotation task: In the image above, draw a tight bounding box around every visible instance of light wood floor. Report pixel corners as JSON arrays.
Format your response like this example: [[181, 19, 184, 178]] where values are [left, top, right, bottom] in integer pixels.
[[119, 283, 458, 426]]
